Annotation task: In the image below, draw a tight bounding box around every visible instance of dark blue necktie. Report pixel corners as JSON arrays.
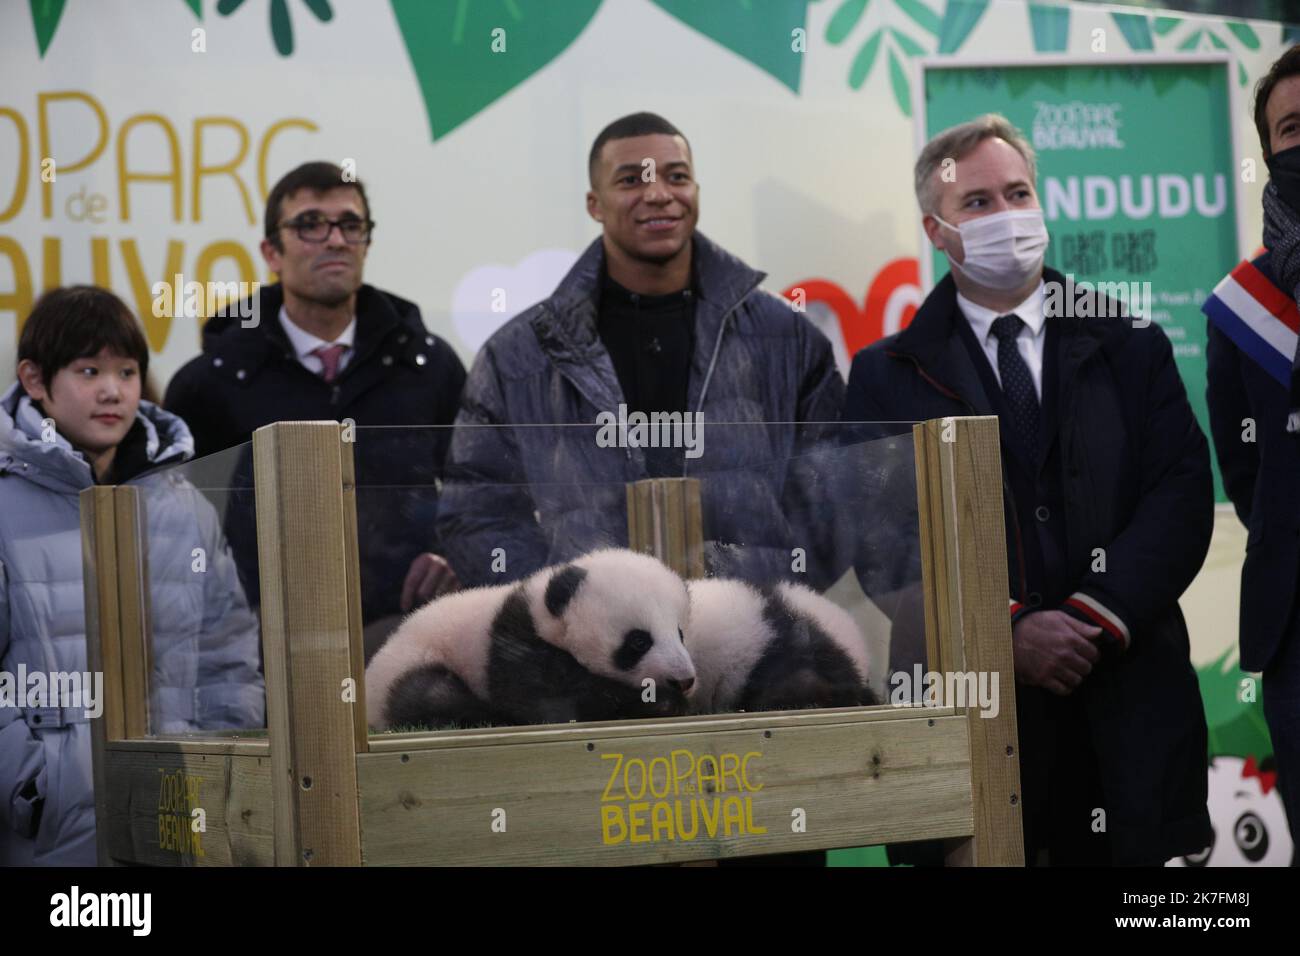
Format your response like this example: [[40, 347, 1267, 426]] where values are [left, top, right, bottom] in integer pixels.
[[990, 313, 1040, 460]]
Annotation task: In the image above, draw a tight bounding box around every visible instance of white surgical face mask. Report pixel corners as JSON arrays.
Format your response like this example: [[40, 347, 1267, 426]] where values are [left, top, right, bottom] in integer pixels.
[[933, 208, 1049, 291]]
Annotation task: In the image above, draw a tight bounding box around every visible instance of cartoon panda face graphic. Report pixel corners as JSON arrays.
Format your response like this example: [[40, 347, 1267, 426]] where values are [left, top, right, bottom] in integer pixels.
[[1166, 756, 1293, 867]]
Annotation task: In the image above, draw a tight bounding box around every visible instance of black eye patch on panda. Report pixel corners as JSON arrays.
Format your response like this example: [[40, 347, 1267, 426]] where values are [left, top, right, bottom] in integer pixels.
[[614, 629, 654, 670]]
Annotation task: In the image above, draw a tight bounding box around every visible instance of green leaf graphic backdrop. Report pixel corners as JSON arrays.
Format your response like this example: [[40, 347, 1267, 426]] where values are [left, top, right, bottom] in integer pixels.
[[391, 0, 816, 141]]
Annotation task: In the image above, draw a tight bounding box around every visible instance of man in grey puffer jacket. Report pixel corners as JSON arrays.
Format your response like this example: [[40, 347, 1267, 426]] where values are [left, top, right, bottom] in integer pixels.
[[437, 113, 847, 589], [0, 287, 264, 866]]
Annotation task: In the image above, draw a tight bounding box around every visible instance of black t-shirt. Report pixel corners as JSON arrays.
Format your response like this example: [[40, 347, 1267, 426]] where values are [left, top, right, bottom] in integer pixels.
[[596, 268, 696, 476]]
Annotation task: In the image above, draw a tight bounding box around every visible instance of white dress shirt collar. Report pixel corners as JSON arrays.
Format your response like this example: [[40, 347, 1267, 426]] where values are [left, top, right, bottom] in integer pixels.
[[956, 280, 1047, 347], [278, 305, 356, 364]]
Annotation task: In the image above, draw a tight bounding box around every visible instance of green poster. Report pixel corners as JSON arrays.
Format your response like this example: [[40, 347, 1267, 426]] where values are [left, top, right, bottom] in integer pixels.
[[921, 59, 1241, 501]]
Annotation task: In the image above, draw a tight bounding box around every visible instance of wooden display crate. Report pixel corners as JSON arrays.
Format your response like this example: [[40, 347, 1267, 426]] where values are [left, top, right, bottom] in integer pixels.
[[80, 416, 1023, 866]]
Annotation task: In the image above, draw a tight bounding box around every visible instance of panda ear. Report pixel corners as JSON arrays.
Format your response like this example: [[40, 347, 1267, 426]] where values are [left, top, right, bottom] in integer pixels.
[[544, 565, 588, 618]]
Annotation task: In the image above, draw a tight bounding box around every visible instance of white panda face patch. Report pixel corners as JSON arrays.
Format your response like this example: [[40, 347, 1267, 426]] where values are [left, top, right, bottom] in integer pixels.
[[542, 551, 696, 714]]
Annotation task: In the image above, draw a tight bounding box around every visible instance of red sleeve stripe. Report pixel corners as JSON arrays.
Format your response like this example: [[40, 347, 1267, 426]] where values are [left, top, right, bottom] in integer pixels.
[[1065, 593, 1131, 649]]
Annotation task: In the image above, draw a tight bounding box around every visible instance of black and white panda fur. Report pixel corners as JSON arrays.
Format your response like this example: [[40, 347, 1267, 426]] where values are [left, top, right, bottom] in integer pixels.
[[365, 548, 696, 730], [684, 578, 875, 714]]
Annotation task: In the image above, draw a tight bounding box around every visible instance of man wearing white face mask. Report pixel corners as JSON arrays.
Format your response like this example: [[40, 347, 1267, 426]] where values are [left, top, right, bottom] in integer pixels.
[[845, 114, 1213, 866]]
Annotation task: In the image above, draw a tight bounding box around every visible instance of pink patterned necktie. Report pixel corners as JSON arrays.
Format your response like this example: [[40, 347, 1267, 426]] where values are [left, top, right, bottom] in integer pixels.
[[311, 343, 348, 384]]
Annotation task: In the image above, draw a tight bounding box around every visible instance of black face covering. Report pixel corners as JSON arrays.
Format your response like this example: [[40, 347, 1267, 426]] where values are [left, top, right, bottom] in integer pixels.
[[1267, 143, 1300, 212]]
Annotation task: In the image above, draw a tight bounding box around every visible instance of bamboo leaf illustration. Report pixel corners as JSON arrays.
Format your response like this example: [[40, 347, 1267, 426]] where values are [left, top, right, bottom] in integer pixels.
[[936, 0, 987, 54], [270, 0, 292, 55], [1028, 2, 1069, 53], [217, 0, 334, 56], [1225, 21, 1259, 50], [894, 0, 939, 37], [1110, 12, 1153, 51], [29, 0, 67, 57], [848, 28, 882, 89], [889, 26, 925, 57], [826, 0, 869, 44], [887, 43, 911, 116], [650, 0, 815, 93], [390, 0, 603, 141]]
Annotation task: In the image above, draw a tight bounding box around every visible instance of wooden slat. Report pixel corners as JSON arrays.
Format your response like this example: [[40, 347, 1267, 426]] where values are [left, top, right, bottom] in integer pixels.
[[927, 416, 1024, 867], [367, 704, 957, 752], [81, 487, 125, 866], [950, 416, 1023, 866], [113, 486, 151, 738], [683, 481, 705, 578], [100, 750, 274, 866], [254, 421, 362, 866], [339, 430, 370, 754], [358, 711, 971, 866], [915, 419, 965, 676], [627, 482, 646, 554], [107, 737, 270, 757], [913, 422, 943, 675], [625, 477, 704, 579]]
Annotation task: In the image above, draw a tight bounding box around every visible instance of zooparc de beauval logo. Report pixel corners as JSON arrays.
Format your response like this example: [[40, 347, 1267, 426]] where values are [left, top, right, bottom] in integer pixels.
[[1032, 100, 1126, 151], [598, 748, 765, 845]]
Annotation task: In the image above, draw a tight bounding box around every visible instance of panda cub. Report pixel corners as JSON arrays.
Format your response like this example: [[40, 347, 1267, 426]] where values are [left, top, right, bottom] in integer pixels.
[[685, 578, 875, 714], [366, 548, 696, 730]]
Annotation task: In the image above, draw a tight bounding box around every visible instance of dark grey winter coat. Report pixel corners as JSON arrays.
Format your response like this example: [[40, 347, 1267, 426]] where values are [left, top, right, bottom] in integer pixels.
[[436, 233, 847, 589], [844, 268, 1214, 864]]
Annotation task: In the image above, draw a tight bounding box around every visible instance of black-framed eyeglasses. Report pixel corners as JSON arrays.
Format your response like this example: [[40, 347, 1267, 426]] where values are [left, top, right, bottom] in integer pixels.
[[278, 215, 375, 244]]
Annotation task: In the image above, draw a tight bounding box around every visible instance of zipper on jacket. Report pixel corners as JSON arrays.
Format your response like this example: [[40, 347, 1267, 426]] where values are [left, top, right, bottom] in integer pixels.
[[888, 350, 1032, 604], [683, 299, 744, 478]]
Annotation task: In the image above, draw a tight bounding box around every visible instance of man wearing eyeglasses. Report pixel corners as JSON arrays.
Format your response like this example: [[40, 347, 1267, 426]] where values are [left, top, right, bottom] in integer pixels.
[[165, 162, 467, 636]]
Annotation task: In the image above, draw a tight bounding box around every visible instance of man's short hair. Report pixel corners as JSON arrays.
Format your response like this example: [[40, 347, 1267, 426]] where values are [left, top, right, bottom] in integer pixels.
[[913, 113, 1038, 215], [18, 285, 150, 390], [264, 161, 371, 249], [588, 112, 690, 186], [1254, 45, 1300, 158]]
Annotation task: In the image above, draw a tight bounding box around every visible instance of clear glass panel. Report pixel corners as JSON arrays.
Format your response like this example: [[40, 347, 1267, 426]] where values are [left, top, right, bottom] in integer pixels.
[[126, 441, 266, 735], [359, 421, 925, 734]]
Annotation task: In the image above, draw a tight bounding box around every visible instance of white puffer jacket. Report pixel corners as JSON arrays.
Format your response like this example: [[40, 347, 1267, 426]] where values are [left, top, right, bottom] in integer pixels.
[[0, 383, 265, 865]]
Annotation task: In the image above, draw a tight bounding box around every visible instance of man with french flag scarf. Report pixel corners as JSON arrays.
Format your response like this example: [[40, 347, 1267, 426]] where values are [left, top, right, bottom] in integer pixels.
[[1204, 45, 1300, 857]]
